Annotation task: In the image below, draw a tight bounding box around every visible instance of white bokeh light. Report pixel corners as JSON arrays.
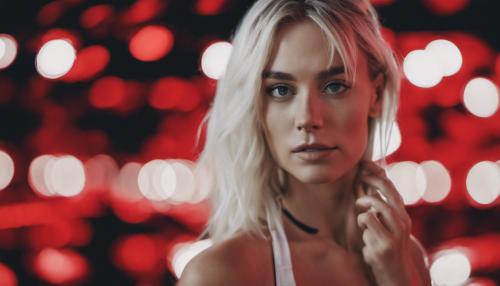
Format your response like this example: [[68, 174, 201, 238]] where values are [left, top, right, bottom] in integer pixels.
[[372, 121, 402, 161], [0, 34, 18, 69], [190, 162, 213, 204], [169, 160, 196, 204], [36, 39, 76, 79], [29, 155, 57, 197], [47, 155, 86, 197], [430, 250, 471, 286], [466, 161, 500, 205], [425, 39, 462, 76], [463, 78, 499, 118], [420, 160, 452, 203], [171, 239, 213, 278], [0, 150, 15, 191], [0, 39, 5, 59], [138, 160, 177, 201], [112, 162, 143, 202], [386, 161, 427, 205], [403, 49, 443, 88], [201, 41, 232, 80]]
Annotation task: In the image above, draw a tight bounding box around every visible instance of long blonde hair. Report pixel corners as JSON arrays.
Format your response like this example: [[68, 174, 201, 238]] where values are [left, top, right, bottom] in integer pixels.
[[196, 0, 400, 243]]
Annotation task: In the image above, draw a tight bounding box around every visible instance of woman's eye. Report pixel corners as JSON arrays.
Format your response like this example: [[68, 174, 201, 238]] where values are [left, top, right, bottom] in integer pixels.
[[324, 82, 349, 95], [267, 85, 292, 98]]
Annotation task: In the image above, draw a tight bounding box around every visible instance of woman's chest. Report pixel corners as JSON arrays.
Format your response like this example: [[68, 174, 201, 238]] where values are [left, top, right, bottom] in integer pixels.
[[289, 242, 373, 286]]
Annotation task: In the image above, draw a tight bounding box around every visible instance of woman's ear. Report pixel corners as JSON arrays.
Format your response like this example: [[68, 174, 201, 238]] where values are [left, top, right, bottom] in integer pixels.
[[368, 73, 384, 118]]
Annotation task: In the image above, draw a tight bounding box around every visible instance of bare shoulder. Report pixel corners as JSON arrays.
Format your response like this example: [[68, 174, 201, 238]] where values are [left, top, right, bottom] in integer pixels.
[[177, 232, 272, 286], [409, 235, 432, 286]]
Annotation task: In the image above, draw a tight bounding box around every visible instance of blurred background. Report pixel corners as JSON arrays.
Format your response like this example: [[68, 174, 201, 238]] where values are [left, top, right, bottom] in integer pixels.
[[0, 0, 499, 285]]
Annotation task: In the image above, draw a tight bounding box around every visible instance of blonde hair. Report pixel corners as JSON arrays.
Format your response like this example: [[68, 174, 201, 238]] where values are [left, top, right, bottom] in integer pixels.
[[196, 0, 400, 243]]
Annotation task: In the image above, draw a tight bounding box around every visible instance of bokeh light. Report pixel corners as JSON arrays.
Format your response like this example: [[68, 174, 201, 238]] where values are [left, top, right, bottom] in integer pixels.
[[33, 248, 89, 284], [425, 39, 462, 76], [36, 39, 76, 79], [138, 160, 177, 201], [149, 77, 201, 111], [466, 161, 500, 205], [201, 41, 232, 80], [169, 160, 196, 204], [0, 150, 15, 191], [463, 78, 499, 118], [190, 161, 212, 204], [89, 76, 126, 108], [386, 161, 427, 205], [112, 234, 160, 276], [46, 155, 86, 197], [111, 162, 143, 202], [80, 5, 114, 29], [0, 34, 18, 69], [84, 154, 119, 191], [0, 263, 17, 286], [63, 45, 110, 82], [0, 39, 5, 59], [195, 0, 228, 15], [129, 25, 174, 61], [29, 155, 58, 197], [420, 160, 452, 203], [423, 0, 470, 15], [430, 249, 471, 286], [403, 49, 443, 88]]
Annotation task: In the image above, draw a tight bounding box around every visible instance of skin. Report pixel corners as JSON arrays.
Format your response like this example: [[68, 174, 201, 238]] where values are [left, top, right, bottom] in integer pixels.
[[178, 21, 431, 286]]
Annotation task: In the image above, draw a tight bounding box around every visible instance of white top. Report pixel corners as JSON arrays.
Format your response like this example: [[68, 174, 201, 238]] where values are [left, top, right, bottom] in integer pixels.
[[269, 215, 297, 286]]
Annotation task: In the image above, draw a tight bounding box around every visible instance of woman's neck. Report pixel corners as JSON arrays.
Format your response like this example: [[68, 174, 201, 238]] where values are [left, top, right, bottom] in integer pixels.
[[281, 167, 358, 242]]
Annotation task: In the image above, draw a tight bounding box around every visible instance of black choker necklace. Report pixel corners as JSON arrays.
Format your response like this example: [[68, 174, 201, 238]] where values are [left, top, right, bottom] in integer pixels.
[[282, 207, 319, 234]]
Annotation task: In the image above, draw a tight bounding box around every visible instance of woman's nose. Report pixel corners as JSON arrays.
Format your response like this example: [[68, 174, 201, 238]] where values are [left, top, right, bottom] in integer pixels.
[[295, 89, 324, 132]]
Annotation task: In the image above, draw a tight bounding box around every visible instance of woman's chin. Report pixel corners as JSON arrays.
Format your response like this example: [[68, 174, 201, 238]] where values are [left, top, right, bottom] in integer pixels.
[[293, 171, 340, 185]]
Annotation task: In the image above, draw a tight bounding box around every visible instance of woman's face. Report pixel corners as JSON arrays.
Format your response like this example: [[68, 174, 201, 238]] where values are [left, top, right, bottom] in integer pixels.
[[262, 21, 382, 184]]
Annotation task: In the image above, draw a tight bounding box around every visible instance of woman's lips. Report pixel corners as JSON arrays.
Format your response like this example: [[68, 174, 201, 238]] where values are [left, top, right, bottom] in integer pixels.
[[294, 147, 338, 161]]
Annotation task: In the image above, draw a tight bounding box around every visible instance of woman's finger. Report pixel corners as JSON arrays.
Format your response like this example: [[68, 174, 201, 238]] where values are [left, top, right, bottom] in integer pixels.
[[361, 161, 405, 207], [357, 209, 391, 241], [360, 172, 408, 218], [356, 195, 409, 235]]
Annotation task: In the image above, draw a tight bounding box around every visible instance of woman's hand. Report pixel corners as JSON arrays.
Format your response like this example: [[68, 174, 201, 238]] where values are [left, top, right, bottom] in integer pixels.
[[355, 160, 426, 286]]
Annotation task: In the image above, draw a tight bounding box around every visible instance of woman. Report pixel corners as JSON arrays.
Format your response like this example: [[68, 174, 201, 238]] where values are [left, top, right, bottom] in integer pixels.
[[179, 0, 431, 285]]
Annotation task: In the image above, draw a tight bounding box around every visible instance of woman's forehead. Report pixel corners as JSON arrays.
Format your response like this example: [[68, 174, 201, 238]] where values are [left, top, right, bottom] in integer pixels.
[[264, 21, 350, 74]]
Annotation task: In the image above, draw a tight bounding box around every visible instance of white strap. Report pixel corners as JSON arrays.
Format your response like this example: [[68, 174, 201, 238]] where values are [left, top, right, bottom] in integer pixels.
[[269, 213, 297, 286]]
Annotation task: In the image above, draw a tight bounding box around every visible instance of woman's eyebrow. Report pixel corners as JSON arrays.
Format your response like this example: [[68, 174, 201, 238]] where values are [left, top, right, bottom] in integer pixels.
[[262, 66, 345, 81]]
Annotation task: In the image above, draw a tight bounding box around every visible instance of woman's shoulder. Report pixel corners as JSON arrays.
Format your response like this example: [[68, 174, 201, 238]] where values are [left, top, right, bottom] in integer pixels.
[[177, 231, 273, 286]]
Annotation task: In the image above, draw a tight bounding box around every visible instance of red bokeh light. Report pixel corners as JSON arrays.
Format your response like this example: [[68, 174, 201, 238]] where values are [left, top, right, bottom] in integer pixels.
[[80, 5, 115, 29], [112, 234, 162, 277], [27, 220, 93, 250], [33, 248, 89, 284], [195, 0, 228, 15], [149, 77, 201, 111], [35, 28, 81, 51], [63, 45, 110, 82], [0, 263, 16, 286], [129, 26, 174, 62], [110, 197, 153, 224], [37, 1, 65, 26], [423, 0, 470, 15], [89, 76, 126, 109], [121, 0, 167, 25]]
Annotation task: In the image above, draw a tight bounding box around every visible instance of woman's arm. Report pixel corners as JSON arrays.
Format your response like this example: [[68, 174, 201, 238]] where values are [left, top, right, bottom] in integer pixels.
[[355, 161, 432, 286]]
